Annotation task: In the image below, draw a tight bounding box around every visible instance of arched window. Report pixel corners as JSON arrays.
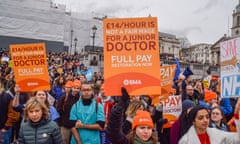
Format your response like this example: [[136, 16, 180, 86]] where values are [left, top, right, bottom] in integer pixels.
[[236, 30, 239, 35]]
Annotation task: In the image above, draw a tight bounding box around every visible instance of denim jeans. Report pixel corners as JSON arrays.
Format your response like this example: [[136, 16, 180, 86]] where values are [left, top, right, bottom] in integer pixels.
[[0, 128, 12, 144]]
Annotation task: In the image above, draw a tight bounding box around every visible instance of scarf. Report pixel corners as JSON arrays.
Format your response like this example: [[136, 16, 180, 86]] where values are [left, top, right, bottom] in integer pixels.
[[82, 98, 92, 105], [133, 135, 153, 144]]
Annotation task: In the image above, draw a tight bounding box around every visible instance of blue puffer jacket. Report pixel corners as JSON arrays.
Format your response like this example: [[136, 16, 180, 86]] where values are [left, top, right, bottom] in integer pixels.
[[19, 118, 63, 144], [199, 98, 233, 115]]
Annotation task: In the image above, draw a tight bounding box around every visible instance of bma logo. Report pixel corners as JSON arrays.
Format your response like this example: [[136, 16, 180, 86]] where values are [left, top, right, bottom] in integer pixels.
[[139, 118, 151, 122], [123, 79, 142, 85]]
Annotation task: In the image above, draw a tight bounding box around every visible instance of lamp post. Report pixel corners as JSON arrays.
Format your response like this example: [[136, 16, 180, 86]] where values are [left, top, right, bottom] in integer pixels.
[[70, 29, 73, 53], [91, 25, 97, 51], [91, 25, 98, 69], [74, 38, 78, 54], [202, 47, 208, 79]]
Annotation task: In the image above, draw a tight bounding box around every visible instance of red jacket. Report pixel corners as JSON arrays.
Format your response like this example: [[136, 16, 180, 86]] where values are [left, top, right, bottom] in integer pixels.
[[96, 96, 114, 123]]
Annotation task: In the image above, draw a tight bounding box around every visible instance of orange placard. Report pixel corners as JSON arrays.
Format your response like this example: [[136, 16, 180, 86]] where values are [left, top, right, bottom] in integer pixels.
[[160, 65, 176, 87], [162, 95, 182, 128], [10, 43, 50, 92], [103, 17, 161, 96], [151, 65, 176, 105]]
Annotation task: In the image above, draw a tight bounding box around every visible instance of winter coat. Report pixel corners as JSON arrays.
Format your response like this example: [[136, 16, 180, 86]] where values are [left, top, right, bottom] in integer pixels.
[[106, 106, 129, 144], [19, 118, 63, 144], [0, 91, 20, 130], [170, 119, 180, 144], [57, 93, 79, 128], [179, 125, 240, 144]]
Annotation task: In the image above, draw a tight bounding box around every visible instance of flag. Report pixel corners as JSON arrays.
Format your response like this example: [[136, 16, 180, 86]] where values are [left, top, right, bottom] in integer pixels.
[[183, 66, 194, 78], [85, 67, 94, 82], [174, 58, 181, 81]]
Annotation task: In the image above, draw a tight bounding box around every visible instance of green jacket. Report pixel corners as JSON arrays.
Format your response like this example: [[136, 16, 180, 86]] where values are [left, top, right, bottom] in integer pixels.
[[19, 118, 63, 144]]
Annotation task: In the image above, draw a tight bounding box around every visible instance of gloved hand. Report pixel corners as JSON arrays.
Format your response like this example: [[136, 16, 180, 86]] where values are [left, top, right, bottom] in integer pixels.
[[116, 87, 130, 110], [156, 118, 168, 133]]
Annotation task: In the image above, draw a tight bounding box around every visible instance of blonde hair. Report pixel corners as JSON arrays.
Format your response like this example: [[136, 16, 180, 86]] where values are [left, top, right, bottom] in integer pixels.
[[125, 100, 144, 117], [24, 97, 49, 120]]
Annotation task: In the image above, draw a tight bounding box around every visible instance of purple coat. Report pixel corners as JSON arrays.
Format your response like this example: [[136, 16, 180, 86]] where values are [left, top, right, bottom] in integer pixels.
[[170, 119, 181, 144]]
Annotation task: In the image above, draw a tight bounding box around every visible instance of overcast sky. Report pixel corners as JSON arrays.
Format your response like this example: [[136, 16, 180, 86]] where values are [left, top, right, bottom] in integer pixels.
[[55, 0, 238, 45]]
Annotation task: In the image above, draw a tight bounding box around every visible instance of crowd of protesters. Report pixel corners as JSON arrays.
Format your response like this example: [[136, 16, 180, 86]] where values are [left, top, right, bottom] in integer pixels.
[[0, 50, 240, 144]]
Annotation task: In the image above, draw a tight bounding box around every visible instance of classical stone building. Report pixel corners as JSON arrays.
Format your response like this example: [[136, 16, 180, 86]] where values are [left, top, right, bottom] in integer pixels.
[[210, 1, 240, 66], [210, 35, 230, 66], [159, 32, 181, 60], [232, 0, 240, 38], [180, 43, 212, 64]]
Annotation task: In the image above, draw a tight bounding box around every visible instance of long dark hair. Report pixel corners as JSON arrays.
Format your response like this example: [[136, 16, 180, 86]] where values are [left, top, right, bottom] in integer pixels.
[[189, 106, 209, 124], [179, 108, 192, 139]]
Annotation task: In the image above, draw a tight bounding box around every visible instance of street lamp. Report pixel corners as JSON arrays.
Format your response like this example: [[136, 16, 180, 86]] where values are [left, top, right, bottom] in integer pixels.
[[74, 38, 78, 54], [91, 25, 97, 51], [70, 29, 73, 53], [91, 25, 99, 69]]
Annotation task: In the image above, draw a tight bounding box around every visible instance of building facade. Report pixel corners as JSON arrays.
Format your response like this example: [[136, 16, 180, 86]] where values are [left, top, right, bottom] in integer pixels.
[[0, 0, 66, 52], [180, 43, 212, 64], [232, 0, 240, 38], [159, 32, 181, 59]]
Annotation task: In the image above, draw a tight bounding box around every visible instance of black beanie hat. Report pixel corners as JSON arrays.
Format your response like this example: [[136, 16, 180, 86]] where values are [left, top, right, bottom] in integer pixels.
[[188, 105, 208, 123], [182, 99, 195, 112]]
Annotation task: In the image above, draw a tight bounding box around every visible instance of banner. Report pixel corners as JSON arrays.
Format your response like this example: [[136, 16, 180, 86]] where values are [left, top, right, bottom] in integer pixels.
[[85, 67, 94, 82], [10, 43, 50, 91], [162, 95, 182, 128], [220, 37, 240, 98], [152, 65, 176, 105], [203, 80, 209, 89], [160, 65, 176, 87], [103, 17, 161, 96], [151, 65, 178, 128]]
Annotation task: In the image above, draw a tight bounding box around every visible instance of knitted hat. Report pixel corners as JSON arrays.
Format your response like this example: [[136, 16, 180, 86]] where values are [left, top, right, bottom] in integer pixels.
[[182, 99, 195, 112], [204, 90, 217, 102], [73, 79, 81, 88], [132, 110, 154, 130], [65, 81, 73, 88]]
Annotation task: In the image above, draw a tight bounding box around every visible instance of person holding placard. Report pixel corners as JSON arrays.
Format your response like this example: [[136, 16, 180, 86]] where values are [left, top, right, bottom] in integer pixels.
[[106, 88, 158, 144]]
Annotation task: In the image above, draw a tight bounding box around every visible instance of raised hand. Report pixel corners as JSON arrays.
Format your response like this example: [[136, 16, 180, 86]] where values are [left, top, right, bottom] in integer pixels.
[[116, 87, 130, 110]]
